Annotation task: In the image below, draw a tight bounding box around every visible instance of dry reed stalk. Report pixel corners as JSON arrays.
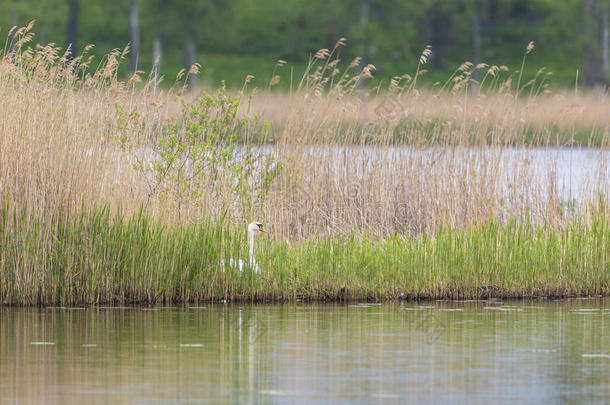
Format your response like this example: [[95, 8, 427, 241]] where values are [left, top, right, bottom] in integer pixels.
[[0, 27, 608, 241]]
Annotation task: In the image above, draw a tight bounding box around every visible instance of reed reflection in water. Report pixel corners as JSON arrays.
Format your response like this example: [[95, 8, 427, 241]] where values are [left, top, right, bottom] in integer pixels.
[[1, 300, 609, 404]]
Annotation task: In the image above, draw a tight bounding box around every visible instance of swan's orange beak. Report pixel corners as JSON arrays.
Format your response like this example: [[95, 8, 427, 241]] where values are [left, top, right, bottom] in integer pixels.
[[259, 226, 267, 233]]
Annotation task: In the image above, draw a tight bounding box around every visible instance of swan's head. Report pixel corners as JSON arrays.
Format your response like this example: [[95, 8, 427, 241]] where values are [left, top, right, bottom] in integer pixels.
[[248, 222, 267, 234]]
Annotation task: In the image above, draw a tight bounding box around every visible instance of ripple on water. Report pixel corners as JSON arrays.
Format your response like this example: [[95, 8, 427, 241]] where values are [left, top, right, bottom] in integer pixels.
[[484, 307, 523, 311], [455, 299, 488, 303], [582, 354, 610, 359], [260, 390, 296, 396], [31, 342, 55, 345], [372, 393, 401, 399], [97, 306, 130, 309], [349, 303, 382, 308], [47, 307, 86, 310]]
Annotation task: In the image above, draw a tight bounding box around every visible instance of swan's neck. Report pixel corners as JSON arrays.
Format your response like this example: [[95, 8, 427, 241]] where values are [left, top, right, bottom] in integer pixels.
[[248, 229, 255, 264]]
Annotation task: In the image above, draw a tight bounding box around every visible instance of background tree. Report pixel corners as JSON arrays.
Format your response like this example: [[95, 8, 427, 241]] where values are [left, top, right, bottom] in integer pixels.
[[1, 0, 608, 88], [488, 0, 499, 48], [473, 0, 483, 88], [426, 0, 454, 69], [66, 0, 79, 59], [129, 0, 139, 74], [602, 0, 609, 81], [583, 0, 600, 86]]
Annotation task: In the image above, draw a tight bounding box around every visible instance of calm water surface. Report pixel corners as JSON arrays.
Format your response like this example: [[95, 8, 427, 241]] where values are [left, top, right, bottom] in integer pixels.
[[1, 299, 609, 404]]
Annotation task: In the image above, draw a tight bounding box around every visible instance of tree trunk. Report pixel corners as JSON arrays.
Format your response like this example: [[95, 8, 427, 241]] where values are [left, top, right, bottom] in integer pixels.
[[66, 0, 79, 60], [129, 0, 140, 74], [602, 0, 609, 81], [583, 0, 600, 86], [8, 4, 17, 52], [152, 35, 162, 92], [428, 1, 450, 68], [184, 16, 196, 91], [472, 0, 483, 93], [40, 24, 47, 46], [488, 0, 498, 47], [358, 0, 369, 92]]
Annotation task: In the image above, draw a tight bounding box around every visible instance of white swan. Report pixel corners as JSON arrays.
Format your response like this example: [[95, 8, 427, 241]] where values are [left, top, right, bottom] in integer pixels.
[[223, 222, 267, 273]]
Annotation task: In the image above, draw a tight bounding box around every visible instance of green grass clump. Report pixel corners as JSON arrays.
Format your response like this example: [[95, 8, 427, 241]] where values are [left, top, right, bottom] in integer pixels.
[[1, 204, 607, 306]]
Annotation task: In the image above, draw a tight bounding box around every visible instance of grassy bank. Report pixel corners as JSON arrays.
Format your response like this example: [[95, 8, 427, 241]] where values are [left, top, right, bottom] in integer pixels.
[[1, 205, 608, 305], [1, 28, 610, 305]]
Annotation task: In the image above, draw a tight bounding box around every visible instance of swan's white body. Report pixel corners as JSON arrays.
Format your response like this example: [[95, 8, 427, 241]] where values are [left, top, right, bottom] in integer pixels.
[[222, 222, 266, 273], [227, 257, 259, 273]]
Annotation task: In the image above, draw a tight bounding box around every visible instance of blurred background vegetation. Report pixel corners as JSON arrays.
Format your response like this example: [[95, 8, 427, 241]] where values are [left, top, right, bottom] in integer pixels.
[[1, 0, 609, 89]]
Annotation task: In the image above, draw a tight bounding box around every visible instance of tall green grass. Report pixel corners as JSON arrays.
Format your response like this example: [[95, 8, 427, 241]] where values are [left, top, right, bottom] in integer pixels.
[[1, 204, 607, 305]]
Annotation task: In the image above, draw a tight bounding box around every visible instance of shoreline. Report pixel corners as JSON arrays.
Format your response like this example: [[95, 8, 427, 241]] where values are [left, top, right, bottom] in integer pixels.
[[3, 290, 609, 307], [1, 205, 608, 307]]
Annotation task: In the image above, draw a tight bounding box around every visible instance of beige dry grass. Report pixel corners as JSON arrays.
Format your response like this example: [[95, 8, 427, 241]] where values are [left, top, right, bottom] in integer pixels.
[[1, 26, 608, 240]]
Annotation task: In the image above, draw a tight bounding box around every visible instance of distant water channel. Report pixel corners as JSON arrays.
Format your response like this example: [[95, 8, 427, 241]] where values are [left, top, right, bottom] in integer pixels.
[[2, 300, 609, 404], [128, 146, 609, 203]]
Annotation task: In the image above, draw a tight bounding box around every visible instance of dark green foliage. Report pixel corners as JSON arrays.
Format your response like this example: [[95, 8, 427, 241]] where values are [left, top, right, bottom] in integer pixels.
[[0, 0, 603, 87]]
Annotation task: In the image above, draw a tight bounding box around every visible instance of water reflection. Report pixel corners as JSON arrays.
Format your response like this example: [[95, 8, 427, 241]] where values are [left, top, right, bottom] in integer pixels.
[[1, 299, 608, 404]]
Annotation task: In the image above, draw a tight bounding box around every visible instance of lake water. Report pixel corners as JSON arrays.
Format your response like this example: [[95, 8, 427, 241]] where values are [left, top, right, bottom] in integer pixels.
[[1, 299, 609, 404], [128, 145, 610, 203]]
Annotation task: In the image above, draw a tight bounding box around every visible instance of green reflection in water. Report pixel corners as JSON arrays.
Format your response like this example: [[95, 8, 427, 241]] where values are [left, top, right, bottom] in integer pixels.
[[1, 299, 609, 404]]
